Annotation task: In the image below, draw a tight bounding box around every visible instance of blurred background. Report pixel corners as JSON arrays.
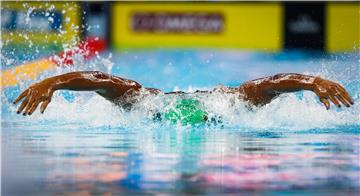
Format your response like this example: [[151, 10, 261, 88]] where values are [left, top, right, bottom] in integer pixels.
[[2, 1, 359, 52], [1, 1, 359, 90]]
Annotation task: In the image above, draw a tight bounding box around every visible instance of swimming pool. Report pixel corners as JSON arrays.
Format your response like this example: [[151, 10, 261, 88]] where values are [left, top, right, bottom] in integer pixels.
[[2, 49, 359, 195]]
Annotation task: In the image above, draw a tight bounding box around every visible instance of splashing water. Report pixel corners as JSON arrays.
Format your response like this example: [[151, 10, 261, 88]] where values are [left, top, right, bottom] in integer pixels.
[[6, 87, 357, 131], [2, 50, 359, 131]]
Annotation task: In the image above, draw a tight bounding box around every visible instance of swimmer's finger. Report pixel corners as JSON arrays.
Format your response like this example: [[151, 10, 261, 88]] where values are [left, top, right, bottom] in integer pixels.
[[342, 90, 354, 105], [14, 89, 28, 104], [23, 95, 35, 115], [28, 101, 40, 115], [320, 97, 330, 110], [40, 99, 51, 114], [329, 95, 341, 108], [17, 97, 29, 114], [336, 94, 350, 108], [26, 101, 37, 115], [336, 85, 354, 105]]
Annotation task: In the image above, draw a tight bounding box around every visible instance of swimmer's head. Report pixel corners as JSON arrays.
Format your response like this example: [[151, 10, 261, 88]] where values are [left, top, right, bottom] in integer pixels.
[[164, 99, 208, 126]]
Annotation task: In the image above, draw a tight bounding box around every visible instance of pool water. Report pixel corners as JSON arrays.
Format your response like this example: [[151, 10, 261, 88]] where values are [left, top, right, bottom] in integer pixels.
[[2, 49, 360, 195]]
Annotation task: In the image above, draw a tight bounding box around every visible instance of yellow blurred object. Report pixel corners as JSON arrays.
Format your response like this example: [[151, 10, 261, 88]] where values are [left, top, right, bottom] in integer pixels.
[[326, 3, 360, 52], [1, 2, 81, 46], [112, 3, 283, 51], [1, 59, 56, 89]]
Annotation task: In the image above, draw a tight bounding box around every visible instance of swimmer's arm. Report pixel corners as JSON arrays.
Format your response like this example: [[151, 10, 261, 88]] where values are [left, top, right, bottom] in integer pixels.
[[239, 73, 354, 109], [13, 71, 142, 115]]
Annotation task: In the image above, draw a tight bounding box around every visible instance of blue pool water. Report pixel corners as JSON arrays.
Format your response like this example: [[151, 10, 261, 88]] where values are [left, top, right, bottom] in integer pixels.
[[2, 49, 360, 195]]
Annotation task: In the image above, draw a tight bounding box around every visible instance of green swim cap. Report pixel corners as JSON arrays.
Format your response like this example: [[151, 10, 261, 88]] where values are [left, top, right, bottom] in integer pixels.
[[164, 99, 208, 125]]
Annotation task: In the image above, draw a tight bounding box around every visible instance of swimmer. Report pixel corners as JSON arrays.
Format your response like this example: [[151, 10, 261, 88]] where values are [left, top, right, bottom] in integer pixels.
[[13, 71, 354, 124]]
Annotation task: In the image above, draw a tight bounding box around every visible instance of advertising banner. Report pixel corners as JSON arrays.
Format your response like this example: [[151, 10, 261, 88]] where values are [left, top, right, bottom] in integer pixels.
[[1, 2, 81, 47]]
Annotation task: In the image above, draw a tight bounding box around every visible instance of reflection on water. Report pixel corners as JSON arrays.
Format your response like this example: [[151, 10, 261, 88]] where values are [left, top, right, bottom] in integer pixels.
[[2, 124, 359, 195]]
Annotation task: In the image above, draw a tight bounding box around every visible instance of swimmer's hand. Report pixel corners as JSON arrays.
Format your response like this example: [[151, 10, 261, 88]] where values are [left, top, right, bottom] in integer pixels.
[[14, 79, 55, 115], [313, 77, 354, 110]]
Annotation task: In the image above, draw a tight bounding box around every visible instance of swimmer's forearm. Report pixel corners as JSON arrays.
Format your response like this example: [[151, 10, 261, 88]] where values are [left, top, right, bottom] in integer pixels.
[[239, 73, 316, 104], [248, 73, 316, 93], [14, 71, 142, 115], [48, 71, 112, 91], [240, 73, 353, 109], [45, 71, 141, 100]]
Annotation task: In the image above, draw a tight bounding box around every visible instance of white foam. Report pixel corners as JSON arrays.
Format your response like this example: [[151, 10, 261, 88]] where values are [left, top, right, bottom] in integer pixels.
[[3, 45, 358, 131], [12, 88, 358, 131]]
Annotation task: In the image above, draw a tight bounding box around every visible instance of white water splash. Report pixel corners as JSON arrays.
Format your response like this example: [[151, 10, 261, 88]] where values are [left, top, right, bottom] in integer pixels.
[[7, 86, 358, 131]]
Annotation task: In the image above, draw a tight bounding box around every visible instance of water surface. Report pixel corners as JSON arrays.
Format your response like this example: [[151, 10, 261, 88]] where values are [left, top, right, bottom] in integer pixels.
[[2, 49, 359, 195]]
